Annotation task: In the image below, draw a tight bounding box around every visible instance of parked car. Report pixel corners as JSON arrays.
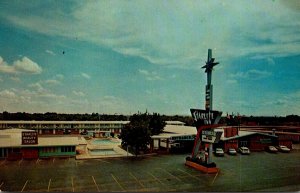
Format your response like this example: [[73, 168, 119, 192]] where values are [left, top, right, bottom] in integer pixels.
[[276, 145, 291, 153], [214, 148, 224, 156], [266, 145, 278, 153], [238, 147, 250, 155], [228, 148, 237, 155]]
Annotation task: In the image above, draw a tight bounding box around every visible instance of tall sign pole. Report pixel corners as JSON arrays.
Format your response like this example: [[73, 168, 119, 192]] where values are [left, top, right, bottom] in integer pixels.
[[202, 49, 219, 164], [186, 49, 222, 173]]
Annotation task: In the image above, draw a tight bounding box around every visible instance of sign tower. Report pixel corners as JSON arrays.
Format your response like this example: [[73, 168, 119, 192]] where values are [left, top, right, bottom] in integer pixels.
[[186, 49, 222, 173]]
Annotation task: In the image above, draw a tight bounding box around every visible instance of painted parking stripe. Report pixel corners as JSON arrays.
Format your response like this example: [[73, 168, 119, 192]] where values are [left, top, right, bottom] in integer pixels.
[[53, 158, 55, 164], [71, 177, 74, 192], [36, 159, 39, 165], [210, 171, 219, 186], [19, 159, 23, 166], [21, 180, 28, 192], [147, 172, 165, 185], [177, 169, 200, 180], [0, 181, 4, 188], [129, 172, 145, 188], [111, 174, 125, 191], [96, 159, 110, 164], [47, 178, 51, 192], [159, 168, 183, 182], [91, 176, 100, 192]]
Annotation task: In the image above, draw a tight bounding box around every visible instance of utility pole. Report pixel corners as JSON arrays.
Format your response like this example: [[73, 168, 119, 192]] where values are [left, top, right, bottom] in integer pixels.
[[202, 49, 219, 164]]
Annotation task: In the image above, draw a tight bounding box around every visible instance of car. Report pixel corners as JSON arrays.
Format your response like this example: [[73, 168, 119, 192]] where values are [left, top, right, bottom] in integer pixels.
[[276, 145, 290, 153], [238, 147, 250, 155], [228, 148, 237, 155], [214, 148, 224, 156], [266, 145, 278, 153]]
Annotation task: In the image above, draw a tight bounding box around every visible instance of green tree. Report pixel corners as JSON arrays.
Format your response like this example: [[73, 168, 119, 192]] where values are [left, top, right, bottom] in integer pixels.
[[119, 112, 165, 156], [149, 113, 166, 135]]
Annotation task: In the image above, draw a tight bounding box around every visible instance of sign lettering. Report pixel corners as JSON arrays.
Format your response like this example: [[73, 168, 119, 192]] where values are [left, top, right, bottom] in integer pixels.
[[190, 109, 222, 127], [22, 131, 38, 145]]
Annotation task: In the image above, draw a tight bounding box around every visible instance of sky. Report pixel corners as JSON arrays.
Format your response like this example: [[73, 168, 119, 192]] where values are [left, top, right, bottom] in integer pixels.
[[0, 0, 299, 116]]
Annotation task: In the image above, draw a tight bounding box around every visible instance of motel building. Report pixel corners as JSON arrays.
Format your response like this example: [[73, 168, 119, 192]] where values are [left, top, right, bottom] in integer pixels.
[[0, 121, 129, 137], [0, 129, 87, 160], [151, 123, 293, 153]]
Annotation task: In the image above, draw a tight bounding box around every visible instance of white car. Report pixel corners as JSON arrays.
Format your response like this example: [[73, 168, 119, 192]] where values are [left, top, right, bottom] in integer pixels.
[[276, 145, 291, 153], [238, 147, 250, 155], [266, 145, 278, 153], [228, 148, 237, 155], [214, 148, 224, 156]]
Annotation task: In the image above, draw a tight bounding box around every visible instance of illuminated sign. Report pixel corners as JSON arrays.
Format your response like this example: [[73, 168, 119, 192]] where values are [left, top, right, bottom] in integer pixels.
[[190, 109, 222, 127], [22, 131, 38, 145], [202, 130, 223, 143]]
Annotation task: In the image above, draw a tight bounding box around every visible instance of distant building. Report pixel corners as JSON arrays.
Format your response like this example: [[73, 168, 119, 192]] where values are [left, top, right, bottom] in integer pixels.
[[0, 129, 86, 160], [0, 121, 129, 136]]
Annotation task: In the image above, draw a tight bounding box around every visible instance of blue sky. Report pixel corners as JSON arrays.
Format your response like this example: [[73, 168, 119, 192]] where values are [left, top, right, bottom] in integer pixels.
[[0, 0, 299, 116]]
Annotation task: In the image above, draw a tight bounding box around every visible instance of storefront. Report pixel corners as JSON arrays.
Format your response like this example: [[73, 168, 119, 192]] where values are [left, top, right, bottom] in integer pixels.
[[0, 129, 85, 160]]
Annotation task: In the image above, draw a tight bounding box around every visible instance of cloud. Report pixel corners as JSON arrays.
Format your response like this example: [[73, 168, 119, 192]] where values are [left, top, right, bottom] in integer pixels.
[[45, 49, 56, 56], [81, 72, 91, 79], [55, 74, 64, 80], [28, 82, 46, 92], [226, 79, 237, 84], [72, 90, 85, 97], [0, 89, 16, 98], [0, 56, 42, 74], [138, 69, 162, 81], [45, 79, 60, 85], [2, 1, 299, 68], [230, 69, 272, 80]]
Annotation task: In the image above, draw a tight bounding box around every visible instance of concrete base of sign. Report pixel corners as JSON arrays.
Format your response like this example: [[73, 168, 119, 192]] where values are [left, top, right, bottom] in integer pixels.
[[185, 160, 219, 174]]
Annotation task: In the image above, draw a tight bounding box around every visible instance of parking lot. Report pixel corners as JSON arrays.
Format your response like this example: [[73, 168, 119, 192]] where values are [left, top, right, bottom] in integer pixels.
[[0, 150, 300, 192]]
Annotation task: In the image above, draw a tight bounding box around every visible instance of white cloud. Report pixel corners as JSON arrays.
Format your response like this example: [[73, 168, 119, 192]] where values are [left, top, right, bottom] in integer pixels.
[[230, 69, 272, 80], [10, 76, 21, 82], [81, 72, 91, 79], [3, 1, 299, 68], [28, 82, 46, 92], [138, 69, 162, 81], [0, 89, 16, 98], [45, 49, 56, 56], [55, 74, 64, 80], [45, 79, 60, 85], [72, 90, 85, 97], [0, 56, 42, 74]]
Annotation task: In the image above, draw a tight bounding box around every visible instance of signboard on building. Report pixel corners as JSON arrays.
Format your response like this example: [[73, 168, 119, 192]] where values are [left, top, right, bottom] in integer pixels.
[[190, 109, 222, 127], [22, 131, 38, 145], [201, 130, 223, 143]]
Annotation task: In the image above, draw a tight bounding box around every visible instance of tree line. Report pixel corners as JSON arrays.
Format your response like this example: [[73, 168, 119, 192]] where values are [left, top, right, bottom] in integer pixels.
[[0, 111, 299, 126]]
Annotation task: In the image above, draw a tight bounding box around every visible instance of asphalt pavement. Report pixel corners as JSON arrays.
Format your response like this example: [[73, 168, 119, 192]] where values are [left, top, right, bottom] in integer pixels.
[[0, 149, 299, 192]]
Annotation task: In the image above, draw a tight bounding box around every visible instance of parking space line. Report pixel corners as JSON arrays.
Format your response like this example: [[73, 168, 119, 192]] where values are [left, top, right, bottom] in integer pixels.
[[111, 174, 125, 191], [71, 177, 74, 192], [159, 168, 183, 182], [210, 171, 219, 186], [147, 172, 165, 185], [21, 180, 28, 192], [0, 181, 4, 188], [53, 158, 55, 164], [91, 176, 100, 192], [47, 178, 51, 192], [96, 159, 110, 164], [36, 159, 39, 165], [19, 159, 23, 166], [129, 172, 145, 188], [177, 169, 200, 180]]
